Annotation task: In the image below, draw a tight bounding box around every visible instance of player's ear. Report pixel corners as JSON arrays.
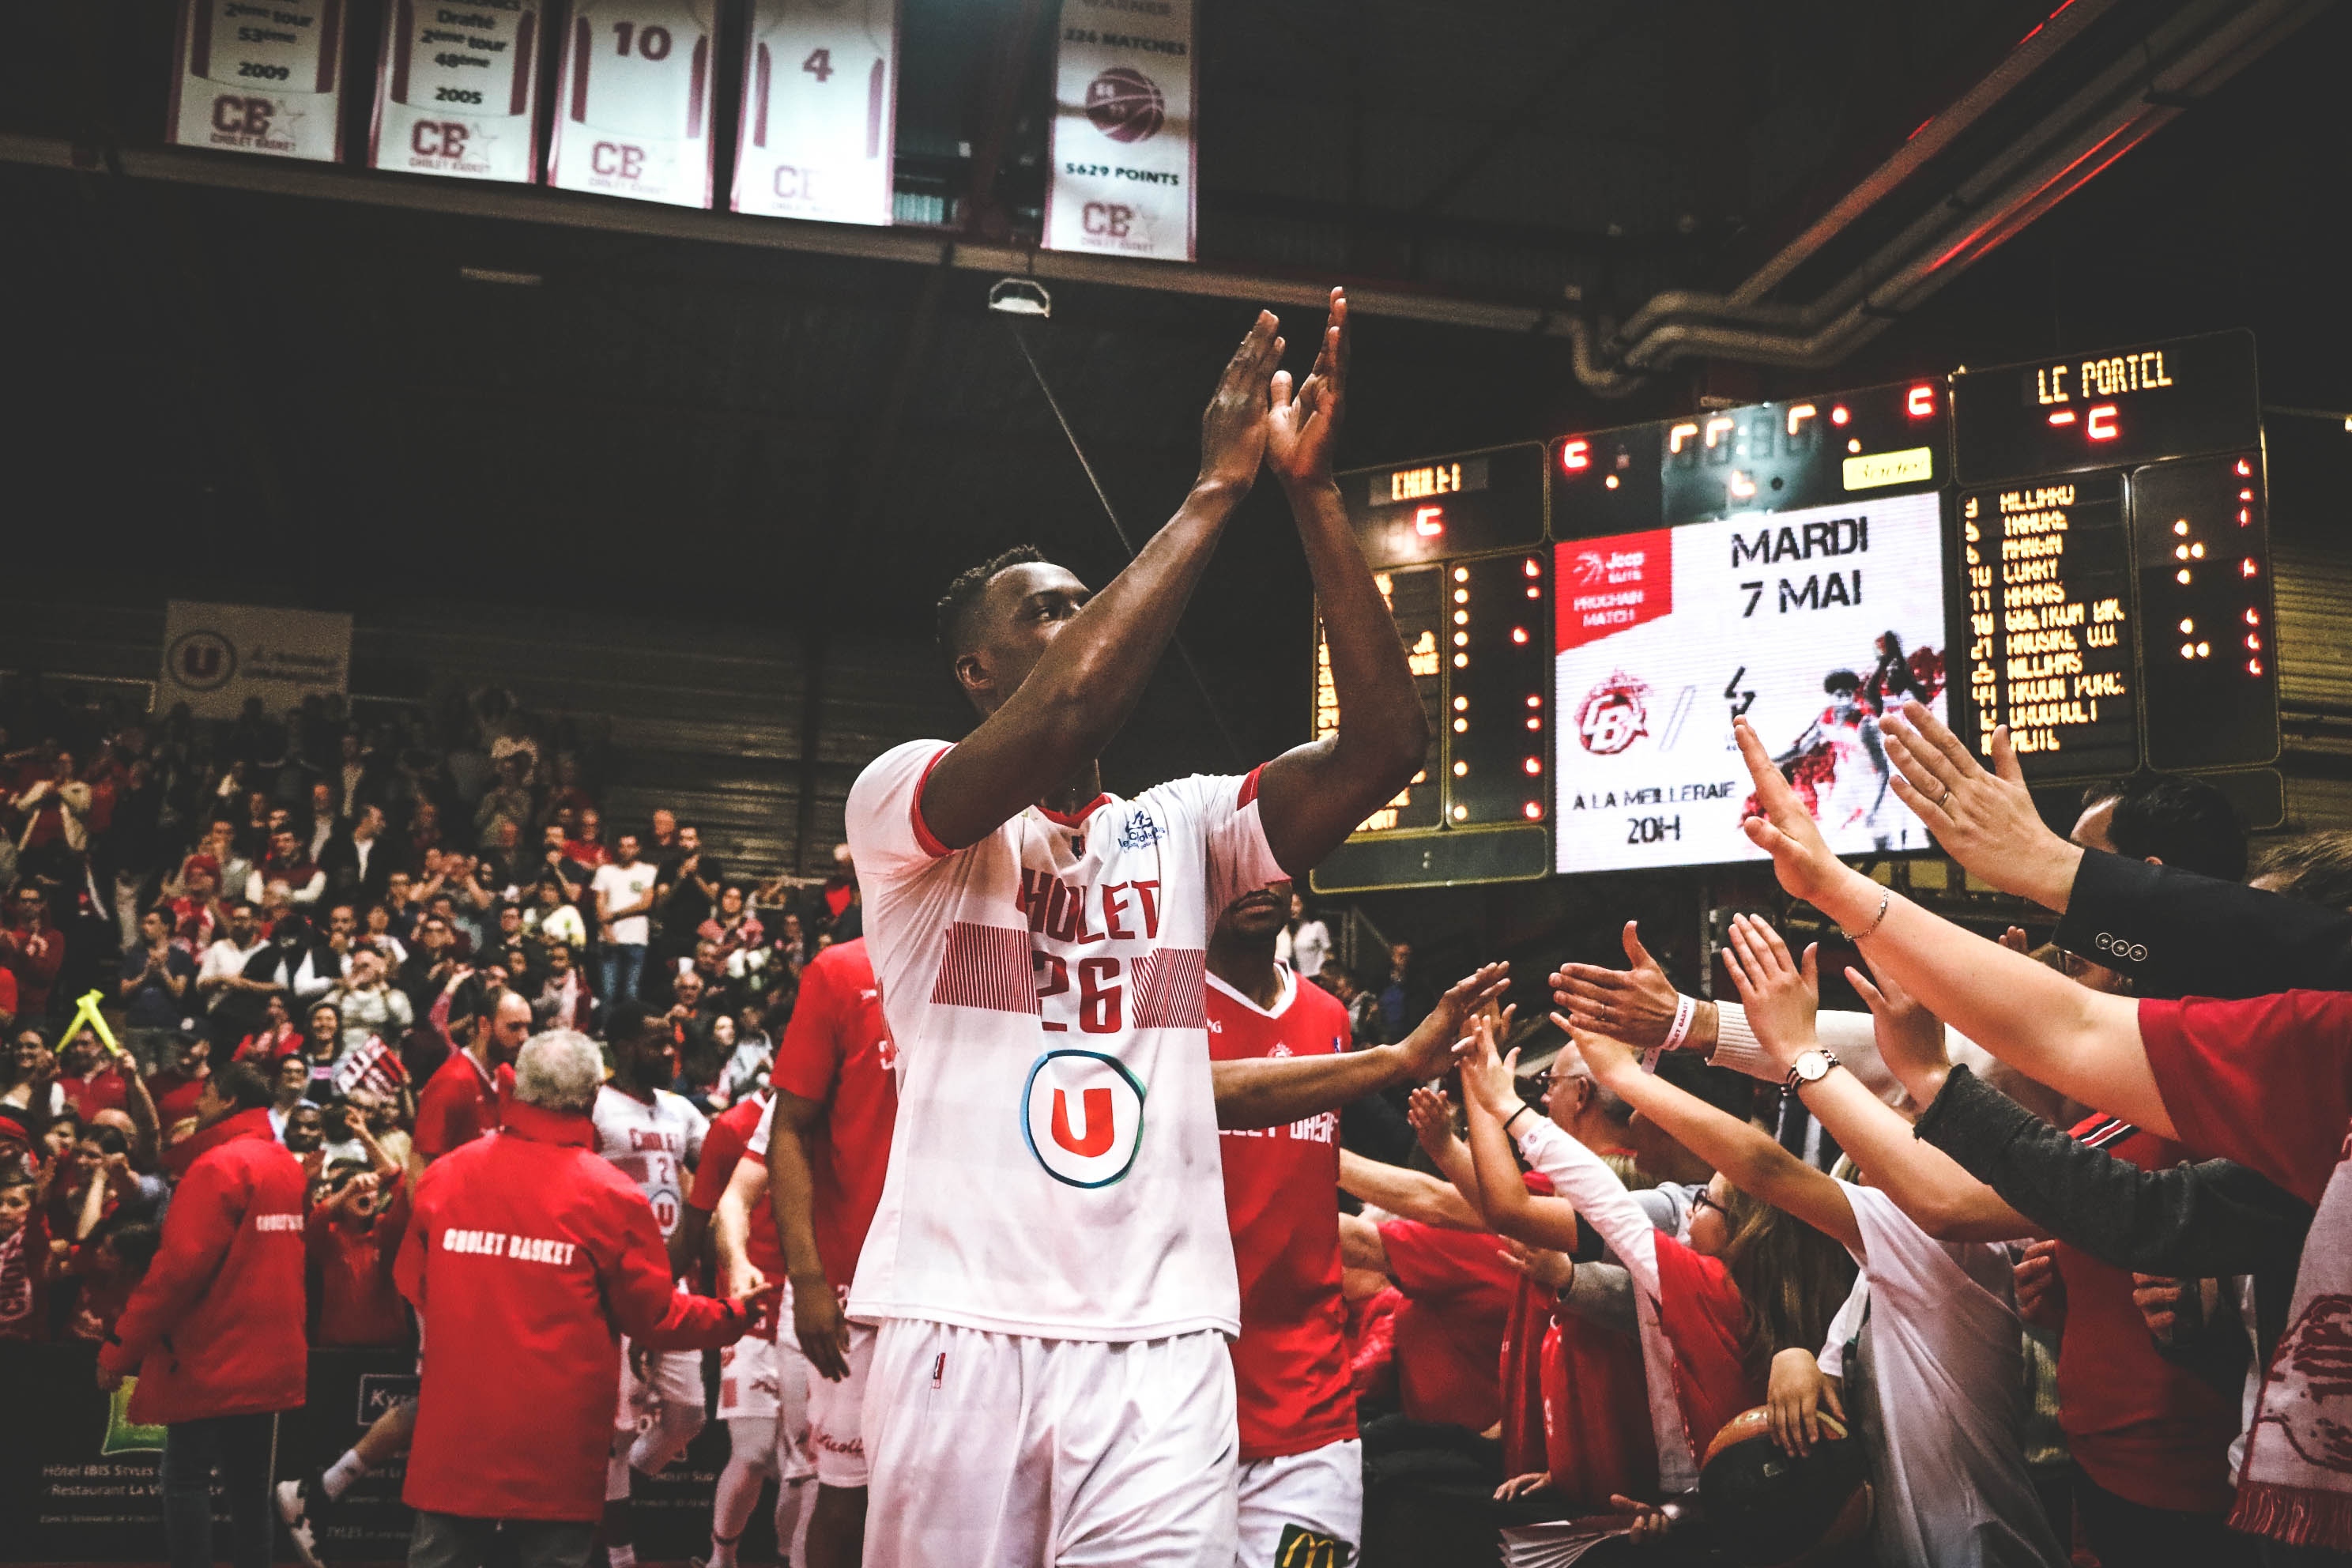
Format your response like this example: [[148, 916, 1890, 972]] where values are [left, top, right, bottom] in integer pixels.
[[952, 649, 993, 700]]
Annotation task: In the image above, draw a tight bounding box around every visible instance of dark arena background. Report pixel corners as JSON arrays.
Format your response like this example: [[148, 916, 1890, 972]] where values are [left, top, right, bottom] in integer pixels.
[[4, 0, 2351, 1564]]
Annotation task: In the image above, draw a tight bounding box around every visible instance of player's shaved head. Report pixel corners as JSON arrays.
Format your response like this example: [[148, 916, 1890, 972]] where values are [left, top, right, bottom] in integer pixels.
[[936, 544, 1049, 662], [935, 546, 1094, 715]]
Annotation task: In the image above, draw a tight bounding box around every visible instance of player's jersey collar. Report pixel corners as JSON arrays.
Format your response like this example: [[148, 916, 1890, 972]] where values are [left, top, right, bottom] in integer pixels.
[[1035, 793, 1112, 828], [1205, 961, 1297, 1020]]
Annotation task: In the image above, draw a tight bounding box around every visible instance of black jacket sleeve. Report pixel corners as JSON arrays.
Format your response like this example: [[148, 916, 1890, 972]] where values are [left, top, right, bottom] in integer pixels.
[[2052, 849, 2352, 1000], [1913, 1065, 2310, 1277]]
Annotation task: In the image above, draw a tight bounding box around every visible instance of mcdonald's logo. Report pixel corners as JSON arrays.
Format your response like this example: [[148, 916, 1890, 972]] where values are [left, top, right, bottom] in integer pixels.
[[1275, 1524, 1353, 1568]]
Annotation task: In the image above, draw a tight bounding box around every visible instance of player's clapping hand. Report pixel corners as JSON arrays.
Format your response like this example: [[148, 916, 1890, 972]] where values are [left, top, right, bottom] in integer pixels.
[[1718, 914, 1819, 1072], [1879, 701, 2078, 909], [1195, 311, 1283, 495], [1551, 921, 1680, 1050], [1393, 962, 1511, 1080], [1265, 288, 1348, 491]]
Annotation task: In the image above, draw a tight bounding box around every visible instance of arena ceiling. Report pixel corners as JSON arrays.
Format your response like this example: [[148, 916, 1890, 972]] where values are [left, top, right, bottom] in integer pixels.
[[3, 0, 2346, 742]]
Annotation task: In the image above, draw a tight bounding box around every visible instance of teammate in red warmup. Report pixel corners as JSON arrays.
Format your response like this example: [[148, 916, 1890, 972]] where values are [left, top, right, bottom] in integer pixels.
[[394, 1028, 760, 1568], [713, 935, 896, 1568], [680, 1081, 812, 1568], [1205, 879, 1510, 1566], [410, 987, 529, 1162], [96, 1061, 307, 1568]]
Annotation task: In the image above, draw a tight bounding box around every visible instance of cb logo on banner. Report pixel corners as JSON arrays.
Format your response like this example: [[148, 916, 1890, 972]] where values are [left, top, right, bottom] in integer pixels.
[[1021, 1049, 1145, 1188]]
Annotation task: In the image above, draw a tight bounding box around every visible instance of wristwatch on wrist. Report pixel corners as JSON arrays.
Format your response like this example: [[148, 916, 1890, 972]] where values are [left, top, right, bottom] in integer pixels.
[[1784, 1049, 1840, 1091]]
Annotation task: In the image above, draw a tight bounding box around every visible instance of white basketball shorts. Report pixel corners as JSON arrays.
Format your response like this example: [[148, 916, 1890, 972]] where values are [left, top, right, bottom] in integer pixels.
[[805, 1319, 877, 1490], [1234, 1439, 1362, 1568], [862, 1319, 1239, 1568]]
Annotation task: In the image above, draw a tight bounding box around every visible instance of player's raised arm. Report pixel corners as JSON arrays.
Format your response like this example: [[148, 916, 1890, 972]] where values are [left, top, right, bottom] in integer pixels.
[[917, 313, 1285, 851], [1252, 290, 1431, 875]]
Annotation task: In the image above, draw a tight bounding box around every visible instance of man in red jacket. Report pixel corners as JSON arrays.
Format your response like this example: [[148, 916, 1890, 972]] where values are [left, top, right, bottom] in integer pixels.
[[96, 1061, 305, 1568], [395, 1028, 760, 1568]]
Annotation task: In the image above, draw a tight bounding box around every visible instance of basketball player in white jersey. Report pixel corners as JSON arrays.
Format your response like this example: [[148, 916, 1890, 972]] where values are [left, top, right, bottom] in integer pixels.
[[592, 1000, 711, 1568], [843, 292, 1434, 1568]]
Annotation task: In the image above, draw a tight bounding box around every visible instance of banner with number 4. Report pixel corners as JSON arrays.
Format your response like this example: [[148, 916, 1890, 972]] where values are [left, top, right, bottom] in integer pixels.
[[548, 0, 718, 208], [732, 0, 899, 225]]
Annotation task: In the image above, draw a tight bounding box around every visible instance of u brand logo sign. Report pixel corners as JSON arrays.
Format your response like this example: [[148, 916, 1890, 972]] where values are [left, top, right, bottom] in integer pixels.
[[1021, 1050, 1145, 1188]]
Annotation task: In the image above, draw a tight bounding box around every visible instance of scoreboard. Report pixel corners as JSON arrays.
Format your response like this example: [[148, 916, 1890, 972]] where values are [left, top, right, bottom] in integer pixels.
[[1950, 330, 2278, 777], [1308, 330, 2278, 891], [1310, 445, 1553, 894]]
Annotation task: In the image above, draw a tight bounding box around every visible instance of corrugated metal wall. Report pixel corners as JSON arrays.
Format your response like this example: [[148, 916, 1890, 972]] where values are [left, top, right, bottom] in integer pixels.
[[2271, 544, 2352, 835], [0, 599, 967, 880]]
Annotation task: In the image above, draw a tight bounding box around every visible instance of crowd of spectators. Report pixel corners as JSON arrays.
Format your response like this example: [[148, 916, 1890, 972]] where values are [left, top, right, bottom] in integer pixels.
[[15, 673, 2352, 1568], [0, 683, 861, 1351]]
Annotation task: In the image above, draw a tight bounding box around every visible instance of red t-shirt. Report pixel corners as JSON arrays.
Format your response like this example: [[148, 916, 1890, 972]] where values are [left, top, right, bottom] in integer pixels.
[[0, 967, 16, 1021], [1545, 1299, 1657, 1509], [308, 1185, 410, 1348], [1208, 967, 1356, 1461], [413, 1050, 502, 1162], [58, 1067, 130, 1121], [146, 1070, 209, 1130], [2055, 1114, 2240, 1513], [765, 938, 896, 1288], [2139, 990, 2352, 1206], [1380, 1216, 1519, 1432]]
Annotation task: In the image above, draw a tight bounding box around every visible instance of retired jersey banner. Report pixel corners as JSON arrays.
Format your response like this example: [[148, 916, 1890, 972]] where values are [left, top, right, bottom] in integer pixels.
[[1042, 0, 1196, 261], [166, 0, 348, 163], [368, 0, 545, 182], [732, 0, 899, 224], [548, 0, 718, 207]]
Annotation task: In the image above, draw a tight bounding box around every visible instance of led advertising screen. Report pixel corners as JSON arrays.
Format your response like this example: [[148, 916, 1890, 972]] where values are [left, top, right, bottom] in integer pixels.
[[1552, 491, 1950, 873]]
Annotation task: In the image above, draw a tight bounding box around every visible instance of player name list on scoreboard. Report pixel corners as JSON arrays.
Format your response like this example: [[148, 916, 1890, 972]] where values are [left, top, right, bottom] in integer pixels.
[[1960, 474, 2137, 777]]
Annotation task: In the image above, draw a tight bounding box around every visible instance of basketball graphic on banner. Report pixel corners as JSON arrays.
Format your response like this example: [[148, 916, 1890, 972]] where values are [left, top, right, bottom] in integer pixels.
[[1085, 66, 1165, 141]]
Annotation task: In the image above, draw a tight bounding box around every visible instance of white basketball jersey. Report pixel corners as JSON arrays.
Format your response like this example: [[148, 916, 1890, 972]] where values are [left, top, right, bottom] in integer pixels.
[[593, 1084, 710, 1238], [549, 0, 716, 205], [843, 739, 1287, 1341]]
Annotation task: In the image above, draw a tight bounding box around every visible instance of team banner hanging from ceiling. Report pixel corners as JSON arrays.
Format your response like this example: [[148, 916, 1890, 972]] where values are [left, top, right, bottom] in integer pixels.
[[368, 0, 545, 182], [166, 0, 348, 163], [548, 0, 718, 207], [731, 0, 900, 224], [1042, 0, 1197, 262]]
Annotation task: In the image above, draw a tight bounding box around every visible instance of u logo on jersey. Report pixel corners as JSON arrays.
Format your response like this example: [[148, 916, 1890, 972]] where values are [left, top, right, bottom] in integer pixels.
[[1020, 1050, 1145, 1188]]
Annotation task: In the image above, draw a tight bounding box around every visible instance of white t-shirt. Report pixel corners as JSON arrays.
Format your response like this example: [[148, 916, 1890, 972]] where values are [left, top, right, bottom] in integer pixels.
[[592, 861, 662, 946], [843, 739, 1286, 1341], [593, 1084, 710, 1238], [1838, 1183, 2065, 1568]]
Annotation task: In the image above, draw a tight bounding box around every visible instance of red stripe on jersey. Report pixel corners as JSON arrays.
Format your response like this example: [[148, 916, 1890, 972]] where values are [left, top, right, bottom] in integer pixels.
[[909, 744, 952, 858], [752, 42, 770, 148], [865, 56, 884, 159], [929, 923, 1037, 1013], [1236, 765, 1265, 808], [1038, 796, 1110, 827], [687, 35, 707, 138], [390, 0, 413, 102], [509, 9, 535, 115], [570, 16, 590, 121], [318, 0, 343, 92], [191, 2, 211, 77], [1130, 949, 1207, 1030]]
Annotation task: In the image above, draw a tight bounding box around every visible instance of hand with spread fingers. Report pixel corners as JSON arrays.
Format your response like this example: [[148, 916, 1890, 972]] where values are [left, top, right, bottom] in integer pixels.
[[1406, 1085, 1461, 1165], [1717, 914, 1819, 1073], [1879, 701, 2082, 910], [1551, 921, 1683, 1050]]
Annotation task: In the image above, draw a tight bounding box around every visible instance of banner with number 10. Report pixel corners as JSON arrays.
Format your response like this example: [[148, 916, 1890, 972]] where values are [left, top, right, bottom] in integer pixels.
[[548, 0, 718, 208]]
